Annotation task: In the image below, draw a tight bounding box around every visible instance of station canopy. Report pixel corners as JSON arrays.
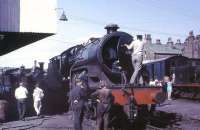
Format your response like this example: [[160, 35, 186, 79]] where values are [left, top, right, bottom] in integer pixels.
[[0, 0, 57, 55], [0, 32, 53, 56]]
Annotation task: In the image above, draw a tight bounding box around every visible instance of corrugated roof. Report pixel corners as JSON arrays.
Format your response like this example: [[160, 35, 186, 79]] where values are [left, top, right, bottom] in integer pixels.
[[143, 55, 188, 64], [144, 43, 182, 54], [143, 56, 171, 64]]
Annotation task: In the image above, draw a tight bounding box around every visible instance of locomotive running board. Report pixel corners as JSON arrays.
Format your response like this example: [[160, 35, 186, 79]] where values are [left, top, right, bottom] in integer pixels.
[[110, 86, 164, 105]]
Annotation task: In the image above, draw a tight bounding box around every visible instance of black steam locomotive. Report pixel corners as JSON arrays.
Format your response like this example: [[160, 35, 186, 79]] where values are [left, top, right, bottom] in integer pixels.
[[0, 62, 67, 121], [47, 24, 164, 128], [0, 25, 164, 127]]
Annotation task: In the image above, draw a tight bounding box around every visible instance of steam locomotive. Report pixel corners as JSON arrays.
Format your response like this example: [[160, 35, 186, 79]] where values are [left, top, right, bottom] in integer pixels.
[[48, 24, 165, 126], [0, 66, 40, 121], [0, 62, 67, 121], [0, 24, 165, 127]]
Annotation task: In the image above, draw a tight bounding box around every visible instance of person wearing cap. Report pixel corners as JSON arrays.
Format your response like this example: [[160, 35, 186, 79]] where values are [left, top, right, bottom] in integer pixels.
[[124, 35, 145, 86], [91, 80, 114, 130], [15, 82, 28, 120], [69, 75, 89, 130], [33, 83, 44, 116]]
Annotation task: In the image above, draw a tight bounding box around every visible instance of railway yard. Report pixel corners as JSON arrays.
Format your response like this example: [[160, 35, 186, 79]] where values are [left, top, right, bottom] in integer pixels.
[[0, 99, 200, 130], [1, 1, 200, 130]]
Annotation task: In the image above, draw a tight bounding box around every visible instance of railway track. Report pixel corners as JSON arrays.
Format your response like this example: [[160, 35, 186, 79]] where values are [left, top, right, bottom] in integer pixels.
[[146, 125, 182, 130], [141, 110, 182, 130], [0, 110, 185, 130], [147, 125, 182, 130], [146, 125, 163, 130]]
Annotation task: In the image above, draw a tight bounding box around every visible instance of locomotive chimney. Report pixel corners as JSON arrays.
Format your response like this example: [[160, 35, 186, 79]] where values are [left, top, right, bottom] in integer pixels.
[[32, 60, 37, 72], [104, 24, 119, 34], [38, 62, 44, 71], [167, 37, 174, 46], [34, 60, 37, 67]]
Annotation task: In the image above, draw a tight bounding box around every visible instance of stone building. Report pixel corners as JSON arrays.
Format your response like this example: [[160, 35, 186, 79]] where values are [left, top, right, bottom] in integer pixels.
[[143, 35, 182, 61], [182, 31, 200, 59], [143, 31, 200, 61]]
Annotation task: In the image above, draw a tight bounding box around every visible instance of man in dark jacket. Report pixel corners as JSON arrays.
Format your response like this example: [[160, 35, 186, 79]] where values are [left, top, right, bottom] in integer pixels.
[[69, 76, 89, 130], [91, 80, 114, 130]]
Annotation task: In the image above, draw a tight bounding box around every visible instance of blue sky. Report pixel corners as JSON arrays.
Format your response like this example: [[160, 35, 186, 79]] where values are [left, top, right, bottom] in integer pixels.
[[0, 0, 200, 68]]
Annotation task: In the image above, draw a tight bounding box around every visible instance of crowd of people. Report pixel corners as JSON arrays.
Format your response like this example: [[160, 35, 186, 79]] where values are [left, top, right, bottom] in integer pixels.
[[149, 75, 174, 100]]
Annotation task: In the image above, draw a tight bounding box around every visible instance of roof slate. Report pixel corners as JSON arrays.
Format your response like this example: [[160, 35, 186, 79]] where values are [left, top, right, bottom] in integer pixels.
[[144, 43, 183, 54]]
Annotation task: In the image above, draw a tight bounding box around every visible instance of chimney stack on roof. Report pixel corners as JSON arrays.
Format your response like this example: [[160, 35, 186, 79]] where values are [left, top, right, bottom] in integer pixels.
[[188, 30, 195, 41], [155, 39, 161, 44], [176, 39, 181, 45], [189, 31, 194, 37], [167, 37, 174, 46], [196, 35, 200, 40], [145, 34, 152, 44]]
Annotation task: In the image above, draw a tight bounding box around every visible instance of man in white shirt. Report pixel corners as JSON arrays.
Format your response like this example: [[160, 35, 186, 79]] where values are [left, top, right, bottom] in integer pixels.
[[15, 82, 28, 120], [33, 83, 44, 116], [124, 35, 144, 86]]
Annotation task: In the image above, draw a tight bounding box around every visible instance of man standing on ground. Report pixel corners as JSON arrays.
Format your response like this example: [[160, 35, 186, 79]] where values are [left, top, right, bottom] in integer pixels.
[[33, 83, 44, 116], [124, 35, 145, 85], [69, 75, 89, 130], [91, 80, 114, 130], [15, 82, 28, 120]]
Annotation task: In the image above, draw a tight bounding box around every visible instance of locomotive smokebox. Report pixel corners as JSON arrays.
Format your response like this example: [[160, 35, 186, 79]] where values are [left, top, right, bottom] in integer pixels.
[[70, 30, 134, 86]]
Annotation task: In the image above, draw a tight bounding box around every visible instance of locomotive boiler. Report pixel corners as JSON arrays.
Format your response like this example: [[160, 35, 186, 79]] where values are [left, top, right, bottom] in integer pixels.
[[60, 25, 140, 88], [49, 24, 165, 125], [69, 31, 133, 88]]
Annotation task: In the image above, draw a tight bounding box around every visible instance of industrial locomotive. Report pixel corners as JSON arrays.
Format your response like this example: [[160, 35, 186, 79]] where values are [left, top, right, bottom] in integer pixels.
[[48, 24, 165, 126]]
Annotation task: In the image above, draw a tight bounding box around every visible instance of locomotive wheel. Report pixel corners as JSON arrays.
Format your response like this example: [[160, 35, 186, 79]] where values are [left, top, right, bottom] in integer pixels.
[[108, 104, 131, 130], [136, 104, 156, 123]]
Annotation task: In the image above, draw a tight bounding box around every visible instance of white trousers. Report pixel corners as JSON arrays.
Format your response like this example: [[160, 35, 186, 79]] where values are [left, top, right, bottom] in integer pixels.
[[130, 54, 143, 84], [34, 100, 42, 115]]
